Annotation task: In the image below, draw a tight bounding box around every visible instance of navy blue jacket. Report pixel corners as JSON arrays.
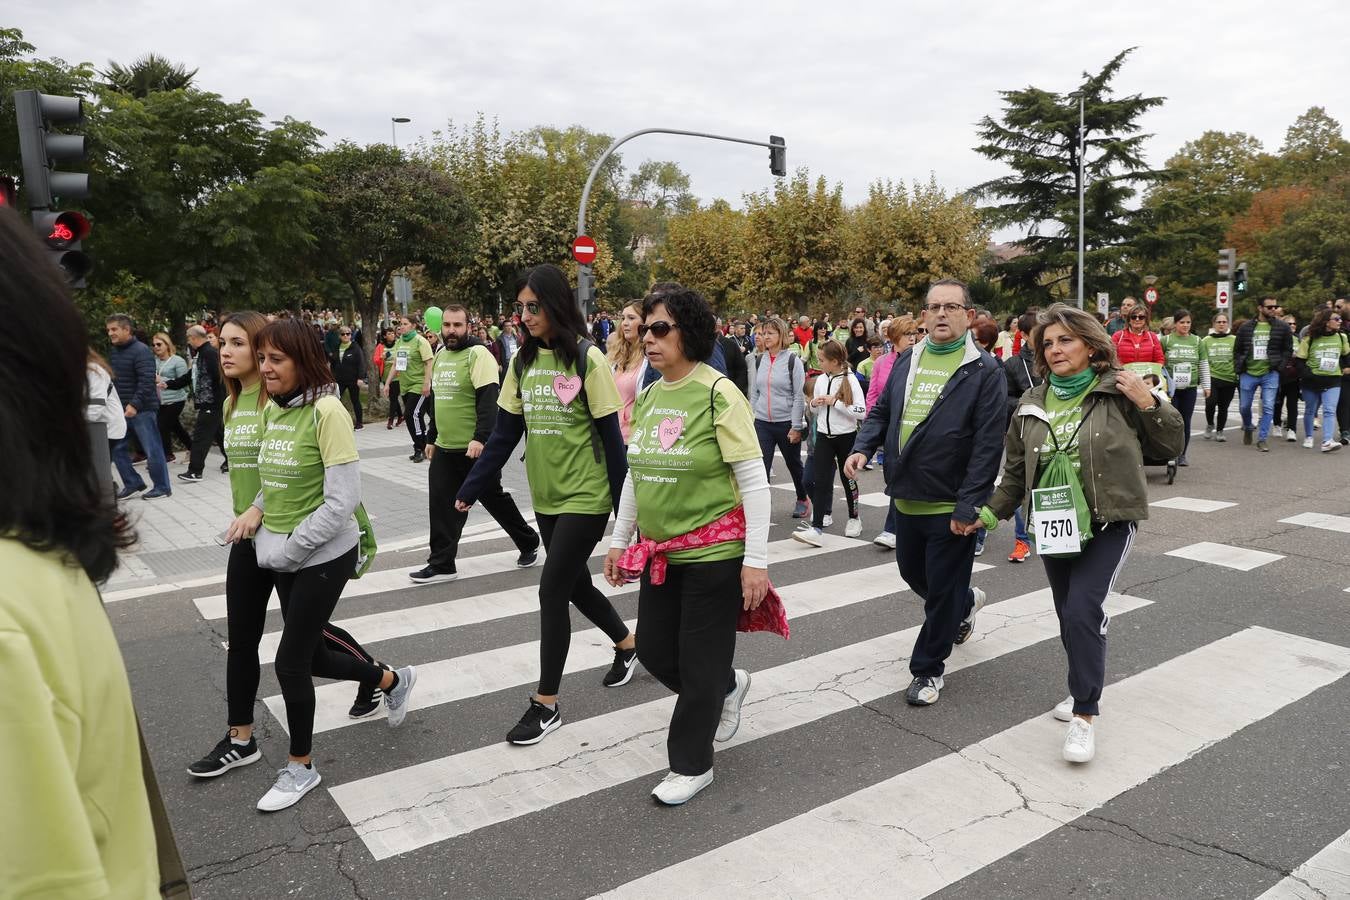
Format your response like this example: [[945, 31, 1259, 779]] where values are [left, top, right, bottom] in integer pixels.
[[110, 337, 160, 413], [852, 334, 1007, 524]]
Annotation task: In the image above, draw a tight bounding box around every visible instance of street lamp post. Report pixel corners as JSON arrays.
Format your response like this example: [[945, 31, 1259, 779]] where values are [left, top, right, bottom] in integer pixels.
[[1077, 95, 1085, 310], [391, 116, 411, 147]]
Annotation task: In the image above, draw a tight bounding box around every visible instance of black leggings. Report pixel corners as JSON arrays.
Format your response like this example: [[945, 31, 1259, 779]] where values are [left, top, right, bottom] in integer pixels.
[[402, 391, 431, 451], [386, 380, 401, 424], [812, 431, 859, 528], [535, 512, 630, 696], [1205, 379, 1237, 432], [1273, 380, 1299, 430], [1172, 388, 1197, 455], [225, 540, 376, 731], [340, 382, 363, 426], [272, 546, 384, 757], [754, 419, 805, 501], [157, 401, 191, 454]]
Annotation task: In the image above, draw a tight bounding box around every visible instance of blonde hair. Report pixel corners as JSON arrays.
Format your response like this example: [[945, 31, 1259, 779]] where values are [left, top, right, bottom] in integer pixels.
[[1031, 303, 1118, 377], [818, 339, 854, 405], [152, 331, 176, 357], [760, 317, 791, 352], [606, 301, 644, 371]]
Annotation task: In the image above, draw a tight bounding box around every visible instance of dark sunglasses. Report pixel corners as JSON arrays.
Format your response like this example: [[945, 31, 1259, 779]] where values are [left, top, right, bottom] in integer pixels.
[[339, 331, 351, 335], [1129, 314, 1148, 320], [1262, 306, 1278, 311], [513, 301, 541, 316], [639, 320, 680, 339]]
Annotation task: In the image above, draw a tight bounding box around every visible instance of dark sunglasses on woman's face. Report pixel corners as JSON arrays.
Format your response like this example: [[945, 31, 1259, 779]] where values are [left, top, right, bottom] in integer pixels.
[[638, 320, 680, 339], [513, 301, 541, 316], [1129, 314, 1147, 320]]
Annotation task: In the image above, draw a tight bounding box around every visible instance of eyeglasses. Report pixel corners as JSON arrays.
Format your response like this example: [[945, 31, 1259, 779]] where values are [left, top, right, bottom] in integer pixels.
[[1262, 305, 1278, 311], [638, 320, 680, 339], [339, 331, 351, 336], [923, 302, 968, 315], [513, 301, 541, 316], [1128, 314, 1148, 320]]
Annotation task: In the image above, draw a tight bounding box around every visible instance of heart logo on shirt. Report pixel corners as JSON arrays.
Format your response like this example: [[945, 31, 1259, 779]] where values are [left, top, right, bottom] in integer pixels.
[[658, 416, 684, 450], [553, 375, 582, 406]]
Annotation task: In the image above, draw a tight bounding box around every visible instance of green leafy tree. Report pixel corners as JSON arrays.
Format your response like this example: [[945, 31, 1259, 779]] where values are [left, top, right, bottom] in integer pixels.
[[101, 53, 198, 97], [1275, 107, 1350, 187], [657, 199, 747, 309], [741, 171, 848, 315], [1249, 176, 1350, 320], [972, 48, 1165, 303]]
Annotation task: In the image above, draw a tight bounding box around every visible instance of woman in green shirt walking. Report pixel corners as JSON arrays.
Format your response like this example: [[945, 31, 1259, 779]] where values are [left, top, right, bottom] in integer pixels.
[[1161, 309, 1210, 465], [1202, 313, 1238, 441], [1295, 307, 1350, 452]]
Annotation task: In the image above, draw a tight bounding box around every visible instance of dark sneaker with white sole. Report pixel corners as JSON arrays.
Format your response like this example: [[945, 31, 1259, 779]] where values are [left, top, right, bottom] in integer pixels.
[[516, 542, 540, 568], [187, 734, 261, 778], [349, 667, 386, 719], [905, 675, 944, 706], [409, 565, 457, 584], [954, 587, 987, 645], [507, 698, 562, 745], [602, 646, 639, 687]]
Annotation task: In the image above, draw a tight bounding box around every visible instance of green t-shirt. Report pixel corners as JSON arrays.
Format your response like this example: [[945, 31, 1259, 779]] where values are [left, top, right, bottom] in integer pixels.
[[0, 540, 158, 900], [1161, 333, 1207, 390], [1247, 322, 1272, 376], [258, 394, 359, 533], [393, 334, 434, 394], [432, 345, 500, 450], [857, 356, 877, 378], [628, 364, 761, 563], [1038, 378, 1099, 477], [1202, 334, 1237, 383], [223, 382, 266, 517], [1298, 333, 1350, 377], [500, 344, 623, 515], [895, 343, 965, 516]]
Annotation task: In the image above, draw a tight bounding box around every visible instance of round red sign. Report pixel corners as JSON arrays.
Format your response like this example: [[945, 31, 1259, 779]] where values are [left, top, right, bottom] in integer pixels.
[[572, 235, 598, 264]]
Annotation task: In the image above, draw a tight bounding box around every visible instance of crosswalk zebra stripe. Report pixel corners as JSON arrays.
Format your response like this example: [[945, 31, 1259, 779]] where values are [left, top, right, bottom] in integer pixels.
[[600, 627, 1350, 899], [265, 561, 993, 734], [254, 533, 866, 664], [328, 589, 1151, 860], [1254, 827, 1350, 899]]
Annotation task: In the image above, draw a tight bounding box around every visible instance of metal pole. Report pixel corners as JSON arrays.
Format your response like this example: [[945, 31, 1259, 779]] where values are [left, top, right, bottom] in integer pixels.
[[391, 120, 396, 146], [1077, 95, 1085, 310]]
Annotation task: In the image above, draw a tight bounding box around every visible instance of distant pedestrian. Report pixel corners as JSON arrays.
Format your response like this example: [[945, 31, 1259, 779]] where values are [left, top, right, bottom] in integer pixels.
[[106, 313, 172, 499], [1295, 307, 1350, 452], [608, 301, 648, 442], [330, 324, 366, 429], [747, 317, 808, 518], [151, 331, 191, 461], [1235, 297, 1295, 451], [167, 325, 224, 483], [383, 314, 434, 462], [1202, 314, 1238, 441]]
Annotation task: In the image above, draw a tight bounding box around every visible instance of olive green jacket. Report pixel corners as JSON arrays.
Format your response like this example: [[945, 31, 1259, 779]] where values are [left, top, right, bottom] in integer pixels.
[[988, 370, 1185, 524]]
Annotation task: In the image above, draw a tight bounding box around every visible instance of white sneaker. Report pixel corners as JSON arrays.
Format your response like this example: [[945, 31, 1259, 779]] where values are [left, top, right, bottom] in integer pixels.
[[716, 669, 751, 742], [844, 517, 863, 538], [1303, 437, 1315, 449], [384, 666, 417, 727], [954, 586, 987, 645], [1323, 440, 1343, 453], [1052, 696, 1074, 722], [792, 526, 824, 548], [256, 761, 322, 812], [872, 530, 896, 550], [1062, 717, 1095, 763], [1286, 428, 1298, 442], [652, 769, 715, 805], [1202, 427, 1213, 440], [822, 514, 834, 528]]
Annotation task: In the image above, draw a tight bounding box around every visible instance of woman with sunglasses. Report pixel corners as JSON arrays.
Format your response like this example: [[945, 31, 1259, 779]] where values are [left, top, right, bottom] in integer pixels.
[[457, 263, 636, 746], [151, 331, 191, 462], [1112, 305, 1165, 367], [330, 325, 366, 429], [1295, 307, 1350, 452]]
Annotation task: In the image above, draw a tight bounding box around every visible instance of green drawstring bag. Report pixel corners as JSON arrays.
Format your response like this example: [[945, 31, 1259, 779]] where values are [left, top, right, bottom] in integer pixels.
[[1030, 400, 1095, 559], [353, 503, 377, 579]]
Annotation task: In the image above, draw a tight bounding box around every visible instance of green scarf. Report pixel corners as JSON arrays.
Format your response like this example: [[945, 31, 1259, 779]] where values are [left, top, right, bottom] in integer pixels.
[[400, 331, 416, 343], [1048, 368, 1097, 400], [926, 334, 966, 355]]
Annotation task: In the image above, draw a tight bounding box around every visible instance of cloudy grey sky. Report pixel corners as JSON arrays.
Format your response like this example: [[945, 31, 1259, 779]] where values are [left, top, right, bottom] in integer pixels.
[[18, 0, 1349, 228]]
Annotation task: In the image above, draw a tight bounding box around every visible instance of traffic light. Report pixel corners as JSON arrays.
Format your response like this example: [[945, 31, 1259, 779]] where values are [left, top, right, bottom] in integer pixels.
[[1217, 247, 1236, 281], [1234, 263, 1248, 295], [769, 135, 787, 177], [13, 89, 92, 286], [0, 176, 15, 209]]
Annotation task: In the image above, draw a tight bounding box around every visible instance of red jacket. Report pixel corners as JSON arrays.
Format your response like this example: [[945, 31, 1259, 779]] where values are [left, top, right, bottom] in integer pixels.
[[1113, 329, 1164, 365], [793, 325, 814, 349]]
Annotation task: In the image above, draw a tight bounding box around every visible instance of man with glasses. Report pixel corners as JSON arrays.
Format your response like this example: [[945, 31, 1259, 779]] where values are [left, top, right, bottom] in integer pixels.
[[330, 325, 367, 429], [846, 279, 1005, 707], [1234, 297, 1295, 451]]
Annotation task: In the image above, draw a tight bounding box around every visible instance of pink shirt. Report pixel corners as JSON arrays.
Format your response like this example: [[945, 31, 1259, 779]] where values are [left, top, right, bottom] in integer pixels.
[[614, 364, 642, 442], [865, 350, 899, 413]]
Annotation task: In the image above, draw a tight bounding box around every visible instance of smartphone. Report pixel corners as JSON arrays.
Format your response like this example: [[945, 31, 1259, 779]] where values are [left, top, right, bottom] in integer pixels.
[[214, 530, 231, 546]]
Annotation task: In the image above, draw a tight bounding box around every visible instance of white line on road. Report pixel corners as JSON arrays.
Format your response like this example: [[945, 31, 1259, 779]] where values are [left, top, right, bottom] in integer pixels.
[[1166, 541, 1284, 571], [1255, 826, 1350, 899], [1278, 512, 1350, 534], [1149, 497, 1238, 513]]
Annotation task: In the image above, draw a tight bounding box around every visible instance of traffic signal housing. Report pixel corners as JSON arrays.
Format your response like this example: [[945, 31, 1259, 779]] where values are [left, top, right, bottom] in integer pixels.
[[1234, 263, 1248, 295], [0, 176, 15, 209], [13, 89, 92, 286], [769, 135, 786, 177], [1217, 247, 1236, 281]]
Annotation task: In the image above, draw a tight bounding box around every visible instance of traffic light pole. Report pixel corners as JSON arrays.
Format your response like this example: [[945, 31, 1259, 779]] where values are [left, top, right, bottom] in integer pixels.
[[573, 128, 786, 313]]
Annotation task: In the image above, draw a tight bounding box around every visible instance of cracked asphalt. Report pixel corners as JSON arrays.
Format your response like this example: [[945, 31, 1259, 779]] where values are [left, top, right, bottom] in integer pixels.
[[106, 428, 1350, 899]]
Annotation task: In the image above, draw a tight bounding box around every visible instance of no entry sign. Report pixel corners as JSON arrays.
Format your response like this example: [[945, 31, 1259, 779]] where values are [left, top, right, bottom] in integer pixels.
[[1144, 287, 1158, 306], [572, 235, 597, 264]]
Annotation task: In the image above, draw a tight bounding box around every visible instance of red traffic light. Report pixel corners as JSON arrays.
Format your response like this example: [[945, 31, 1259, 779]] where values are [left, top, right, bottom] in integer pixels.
[[34, 210, 90, 249], [0, 176, 15, 208]]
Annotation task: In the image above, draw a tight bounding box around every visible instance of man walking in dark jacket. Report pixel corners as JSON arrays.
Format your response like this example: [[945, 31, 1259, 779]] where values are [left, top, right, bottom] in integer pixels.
[[846, 279, 1006, 707], [1234, 297, 1295, 451], [106, 314, 172, 499], [330, 324, 367, 428], [169, 325, 224, 482], [716, 316, 749, 394]]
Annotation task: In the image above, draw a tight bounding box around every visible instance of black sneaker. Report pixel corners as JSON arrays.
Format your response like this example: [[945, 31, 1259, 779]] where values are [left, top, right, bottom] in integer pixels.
[[412, 450, 426, 463], [349, 667, 386, 719], [905, 675, 944, 706], [178, 472, 204, 482], [507, 698, 562, 745], [115, 484, 144, 500], [602, 646, 639, 687], [220, 459, 229, 473], [516, 540, 540, 568], [409, 565, 457, 584], [409, 451, 419, 461], [187, 734, 261, 778]]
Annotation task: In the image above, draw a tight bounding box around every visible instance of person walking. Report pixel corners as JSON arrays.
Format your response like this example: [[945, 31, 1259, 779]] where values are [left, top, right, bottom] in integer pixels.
[[152, 331, 191, 462], [603, 285, 770, 806], [865, 315, 920, 550], [1000, 311, 1041, 562], [1272, 312, 1302, 442], [411, 305, 540, 584], [167, 325, 224, 483], [845, 279, 1006, 707], [330, 324, 366, 429], [793, 340, 865, 545], [377, 328, 403, 430], [1295, 307, 1350, 452], [383, 314, 434, 462], [1160, 309, 1211, 466], [1202, 313, 1238, 441], [1235, 297, 1296, 451], [106, 314, 172, 499], [1111, 304, 1164, 367], [844, 318, 870, 370], [496, 319, 521, 380], [608, 301, 648, 442], [223, 318, 416, 811], [747, 317, 809, 518], [716, 316, 749, 394], [457, 263, 637, 745], [980, 304, 1183, 763]]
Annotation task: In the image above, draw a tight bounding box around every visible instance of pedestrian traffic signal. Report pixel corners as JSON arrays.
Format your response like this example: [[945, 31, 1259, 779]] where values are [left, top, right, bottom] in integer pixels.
[[1217, 248, 1236, 281], [0, 176, 15, 209], [32, 209, 92, 283], [769, 135, 787, 177], [1234, 263, 1248, 295], [13, 89, 92, 286]]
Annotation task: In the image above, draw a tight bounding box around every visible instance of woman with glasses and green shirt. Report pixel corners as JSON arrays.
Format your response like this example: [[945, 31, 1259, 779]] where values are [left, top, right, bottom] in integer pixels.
[[1160, 309, 1210, 466], [1296, 307, 1350, 452], [1202, 313, 1238, 441]]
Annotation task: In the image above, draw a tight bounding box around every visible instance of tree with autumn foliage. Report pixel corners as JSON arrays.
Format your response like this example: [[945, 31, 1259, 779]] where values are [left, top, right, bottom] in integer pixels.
[[657, 200, 747, 309], [739, 171, 849, 316]]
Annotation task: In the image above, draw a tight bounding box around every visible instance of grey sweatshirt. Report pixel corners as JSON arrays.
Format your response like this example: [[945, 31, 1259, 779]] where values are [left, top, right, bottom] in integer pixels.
[[748, 350, 805, 426]]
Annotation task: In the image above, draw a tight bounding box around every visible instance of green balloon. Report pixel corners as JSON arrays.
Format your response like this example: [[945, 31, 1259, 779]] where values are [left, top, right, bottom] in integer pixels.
[[424, 306, 443, 333]]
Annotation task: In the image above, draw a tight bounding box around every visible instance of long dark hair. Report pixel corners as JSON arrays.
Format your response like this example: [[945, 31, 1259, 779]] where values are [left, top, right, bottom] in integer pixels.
[[255, 317, 337, 404], [0, 208, 134, 582], [513, 263, 589, 373], [220, 311, 269, 411], [1308, 307, 1340, 341]]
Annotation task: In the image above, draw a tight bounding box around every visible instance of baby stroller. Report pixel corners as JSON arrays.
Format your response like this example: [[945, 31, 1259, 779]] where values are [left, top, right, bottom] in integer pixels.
[[1124, 362, 1177, 485]]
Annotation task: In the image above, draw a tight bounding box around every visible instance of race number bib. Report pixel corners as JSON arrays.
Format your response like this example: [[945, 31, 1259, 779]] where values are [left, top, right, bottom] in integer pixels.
[[1252, 340, 1268, 361], [1317, 348, 1339, 374], [395, 350, 409, 372], [1172, 362, 1192, 389], [1031, 486, 1080, 556]]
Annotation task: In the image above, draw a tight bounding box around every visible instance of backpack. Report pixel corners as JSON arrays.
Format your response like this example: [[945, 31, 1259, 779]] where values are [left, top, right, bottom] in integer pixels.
[[514, 338, 601, 463]]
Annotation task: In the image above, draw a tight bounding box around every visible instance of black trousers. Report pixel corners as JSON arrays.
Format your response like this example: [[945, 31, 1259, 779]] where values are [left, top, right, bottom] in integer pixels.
[[339, 382, 363, 426], [386, 380, 401, 424], [636, 557, 741, 776], [157, 401, 191, 455], [895, 511, 977, 678], [427, 447, 536, 572], [272, 546, 384, 757], [1040, 521, 1137, 717], [811, 431, 859, 528], [1205, 379, 1237, 432], [535, 512, 630, 696], [402, 391, 432, 451], [1273, 380, 1299, 430], [188, 405, 222, 476], [1172, 388, 1197, 455], [225, 539, 376, 730], [754, 419, 805, 501]]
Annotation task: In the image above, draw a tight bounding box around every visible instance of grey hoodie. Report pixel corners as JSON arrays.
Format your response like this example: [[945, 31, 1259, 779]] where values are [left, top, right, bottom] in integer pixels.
[[748, 349, 805, 426]]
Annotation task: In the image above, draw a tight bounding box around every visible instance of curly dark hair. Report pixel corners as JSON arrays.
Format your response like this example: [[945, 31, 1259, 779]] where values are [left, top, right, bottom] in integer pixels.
[[641, 283, 717, 362]]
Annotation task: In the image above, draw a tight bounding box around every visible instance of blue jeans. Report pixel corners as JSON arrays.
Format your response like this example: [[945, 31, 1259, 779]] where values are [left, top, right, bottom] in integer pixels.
[[112, 411, 171, 493], [1239, 371, 1279, 442], [1013, 506, 1029, 543], [1302, 385, 1342, 444]]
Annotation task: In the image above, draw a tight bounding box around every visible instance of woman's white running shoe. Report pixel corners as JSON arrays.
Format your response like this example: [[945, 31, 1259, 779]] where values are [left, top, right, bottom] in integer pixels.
[[1052, 696, 1074, 722], [652, 770, 715, 805], [1062, 717, 1095, 763], [844, 517, 863, 538]]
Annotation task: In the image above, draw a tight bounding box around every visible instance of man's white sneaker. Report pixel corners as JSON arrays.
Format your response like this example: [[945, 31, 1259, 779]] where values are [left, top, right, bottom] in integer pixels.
[[1052, 696, 1074, 722], [1323, 440, 1343, 453], [652, 769, 715, 806], [954, 586, 987, 645], [1286, 428, 1298, 442], [872, 530, 896, 550], [716, 669, 751, 742], [792, 526, 824, 548], [822, 514, 834, 528], [844, 517, 863, 538], [1062, 717, 1095, 763], [1303, 437, 1315, 449], [256, 761, 322, 812]]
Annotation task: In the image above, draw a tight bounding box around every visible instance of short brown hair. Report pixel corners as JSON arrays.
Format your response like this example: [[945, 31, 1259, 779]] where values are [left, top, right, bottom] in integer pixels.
[[255, 317, 336, 403], [885, 314, 918, 344], [1031, 303, 1118, 377]]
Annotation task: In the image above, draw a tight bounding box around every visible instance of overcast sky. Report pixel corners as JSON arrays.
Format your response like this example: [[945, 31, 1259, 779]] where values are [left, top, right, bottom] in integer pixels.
[[19, 0, 1349, 235]]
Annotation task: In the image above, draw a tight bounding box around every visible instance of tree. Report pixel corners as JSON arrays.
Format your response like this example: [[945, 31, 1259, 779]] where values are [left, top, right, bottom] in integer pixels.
[[1275, 107, 1350, 187], [657, 199, 747, 309], [845, 178, 988, 308], [972, 48, 1165, 303], [741, 171, 848, 315], [101, 53, 197, 97], [1246, 177, 1350, 320]]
